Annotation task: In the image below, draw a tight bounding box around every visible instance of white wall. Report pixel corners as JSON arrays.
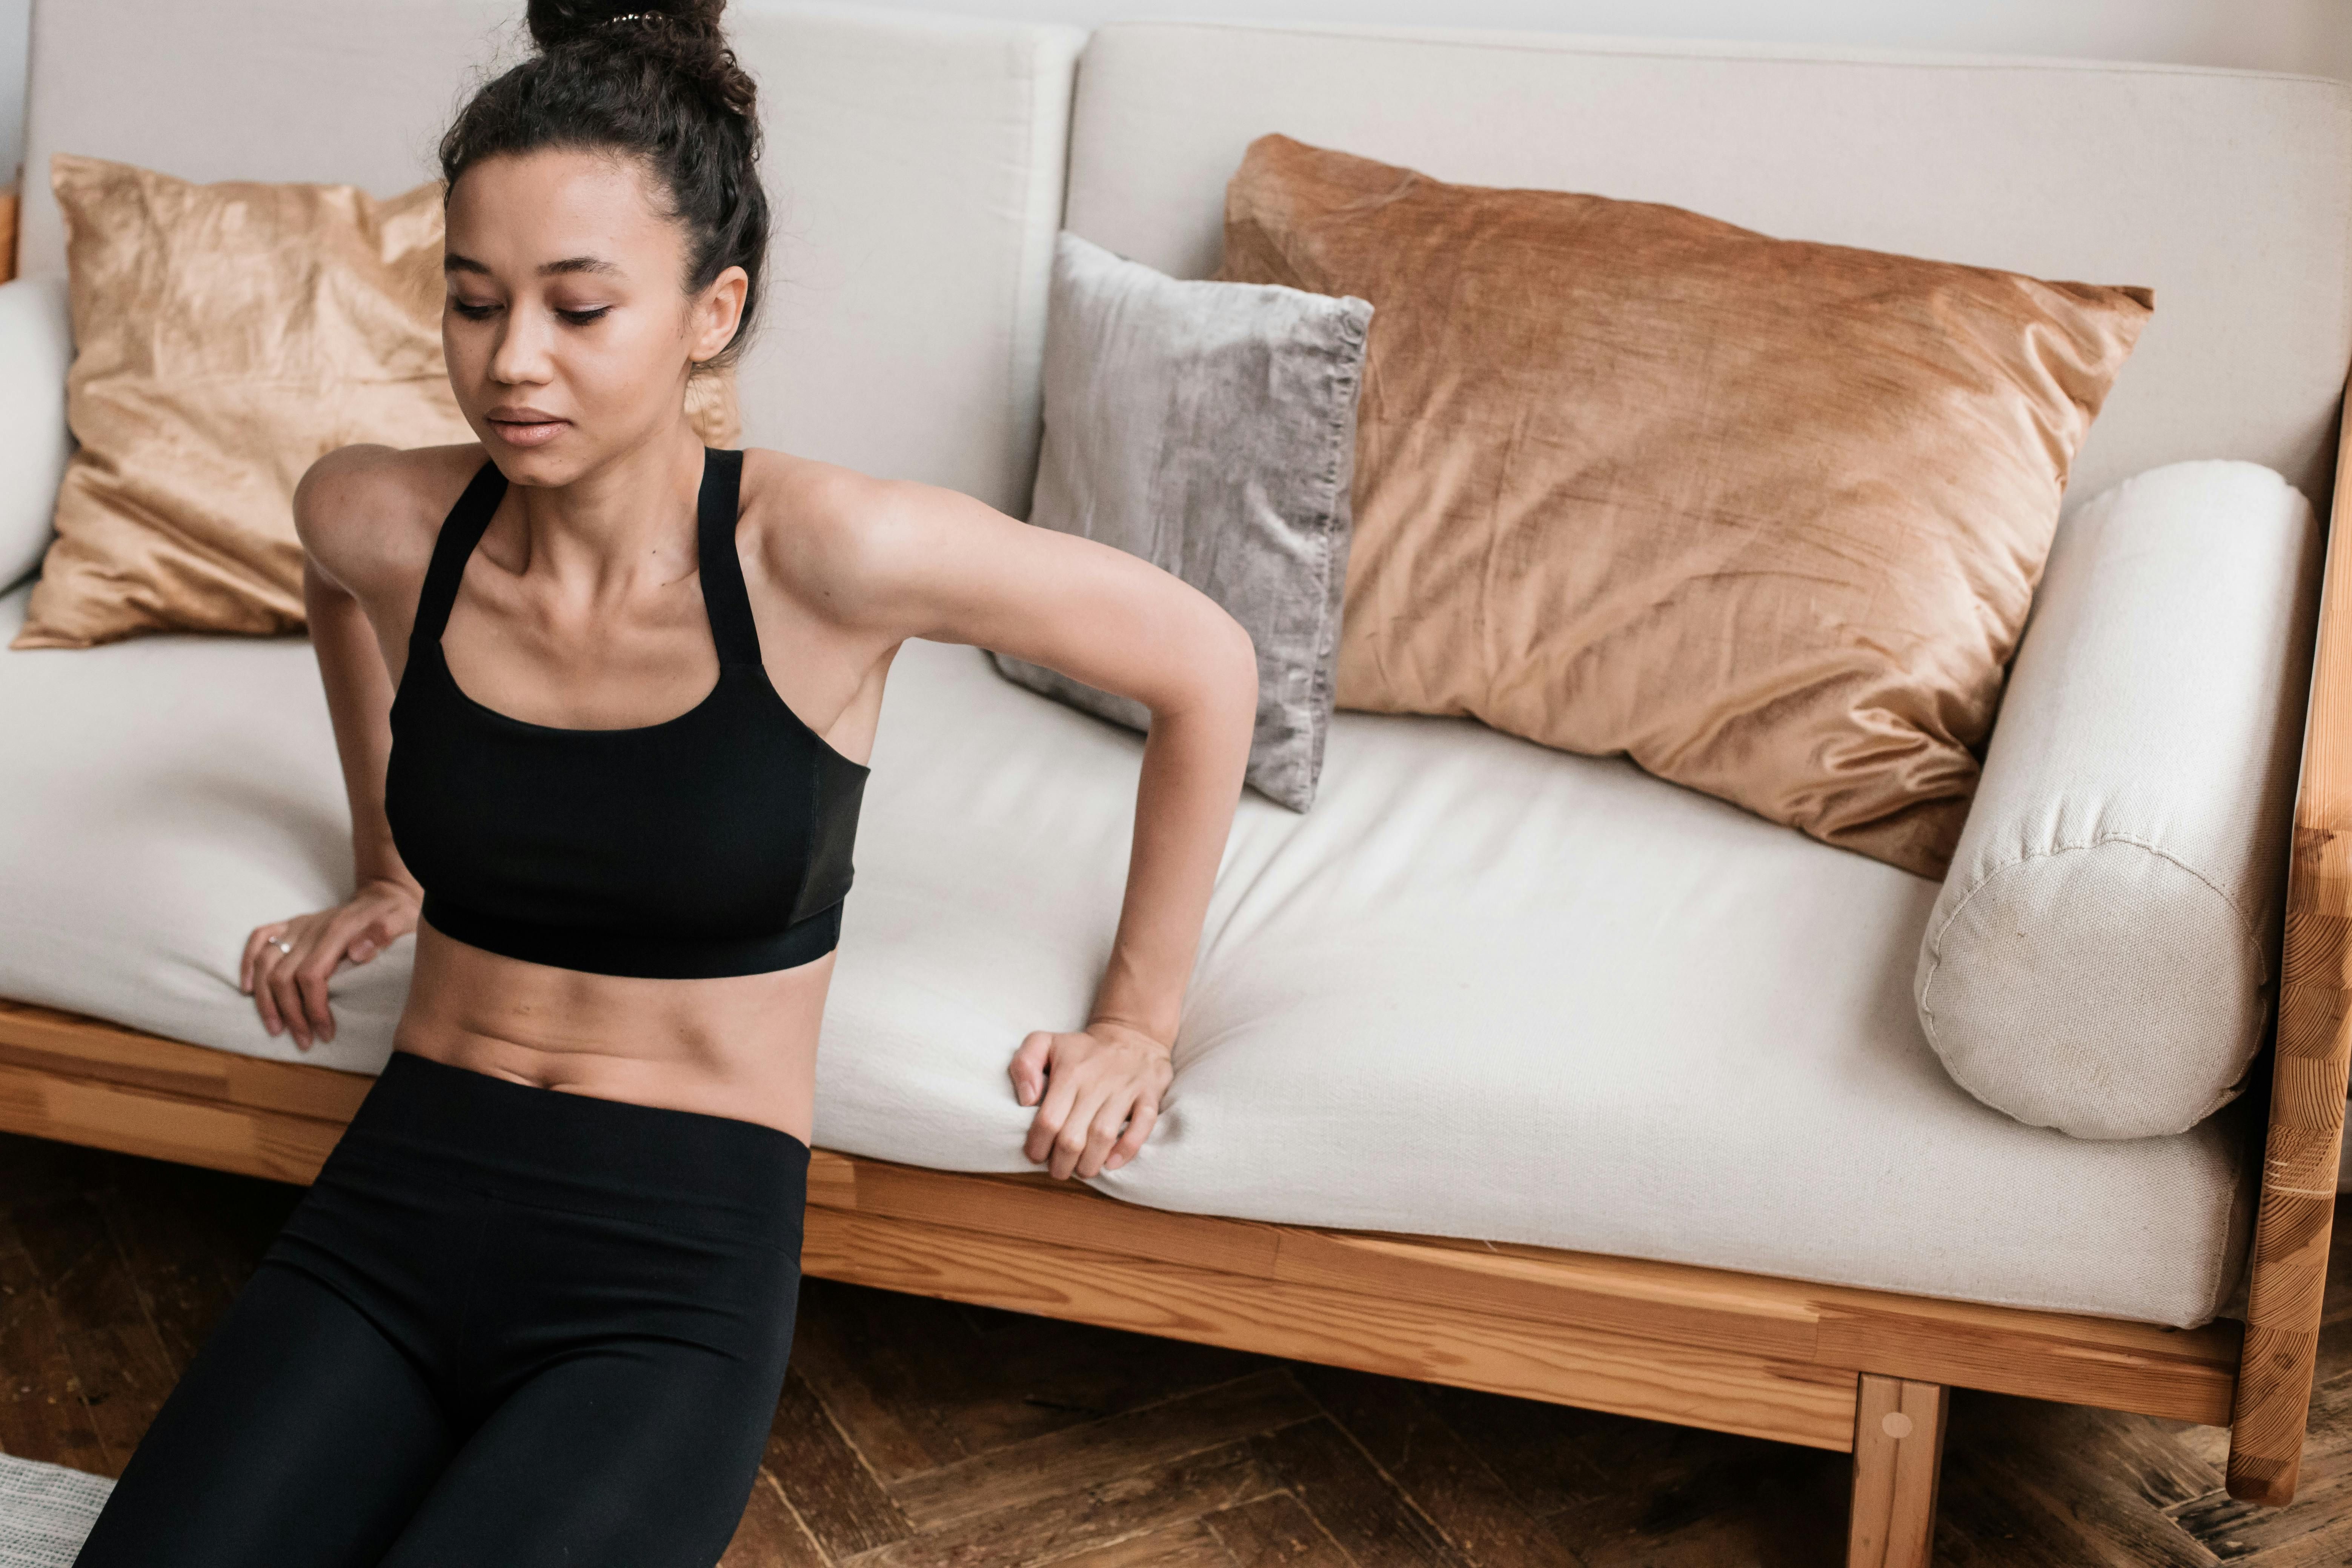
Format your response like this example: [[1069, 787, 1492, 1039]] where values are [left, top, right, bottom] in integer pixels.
[[841, 0, 2352, 75], [2, 0, 2346, 193]]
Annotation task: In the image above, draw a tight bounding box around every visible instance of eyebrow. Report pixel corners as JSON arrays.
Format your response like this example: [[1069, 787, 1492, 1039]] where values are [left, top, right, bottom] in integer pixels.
[[443, 252, 623, 278]]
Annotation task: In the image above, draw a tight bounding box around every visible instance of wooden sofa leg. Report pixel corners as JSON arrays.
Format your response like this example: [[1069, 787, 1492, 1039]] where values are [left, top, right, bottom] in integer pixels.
[[1848, 1374, 1948, 1568]]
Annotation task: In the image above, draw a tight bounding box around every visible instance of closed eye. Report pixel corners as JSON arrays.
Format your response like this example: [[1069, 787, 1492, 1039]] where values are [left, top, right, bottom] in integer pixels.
[[446, 301, 608, 325]]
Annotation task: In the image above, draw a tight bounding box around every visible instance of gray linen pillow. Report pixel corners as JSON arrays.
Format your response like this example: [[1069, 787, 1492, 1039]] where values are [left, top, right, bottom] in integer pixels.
[[991, 230, 1373, 811]]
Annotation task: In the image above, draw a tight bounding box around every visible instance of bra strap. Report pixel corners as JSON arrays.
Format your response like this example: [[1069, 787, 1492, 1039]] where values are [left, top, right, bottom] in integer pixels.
[[695, 447, 766, 669], [409, 458, 508, 656]]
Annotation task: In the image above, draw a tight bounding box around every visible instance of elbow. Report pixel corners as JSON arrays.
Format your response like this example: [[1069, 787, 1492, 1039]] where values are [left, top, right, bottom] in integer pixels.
[[1205, 605, 1261, 735], [1145, 601, 1258, 734]]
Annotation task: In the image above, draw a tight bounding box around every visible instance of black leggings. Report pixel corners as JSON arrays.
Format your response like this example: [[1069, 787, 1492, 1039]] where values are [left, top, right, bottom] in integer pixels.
[[74, 1048, 810, 1568]]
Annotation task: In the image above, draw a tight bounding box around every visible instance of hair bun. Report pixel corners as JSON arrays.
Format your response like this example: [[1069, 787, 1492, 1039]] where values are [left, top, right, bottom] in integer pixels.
[[525, 0, 726, 52], [523, 0, 754, 124]]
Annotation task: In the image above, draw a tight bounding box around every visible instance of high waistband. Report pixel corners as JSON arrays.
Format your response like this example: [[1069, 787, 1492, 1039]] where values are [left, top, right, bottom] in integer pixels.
[[329, 1049, 811, 1239]]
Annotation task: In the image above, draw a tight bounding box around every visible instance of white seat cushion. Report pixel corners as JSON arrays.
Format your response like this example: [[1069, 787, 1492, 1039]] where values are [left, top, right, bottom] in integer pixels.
[[0, 580, 2252, 1327]]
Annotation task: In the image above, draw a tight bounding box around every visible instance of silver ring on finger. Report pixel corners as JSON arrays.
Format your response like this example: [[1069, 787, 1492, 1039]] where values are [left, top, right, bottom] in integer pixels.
[[272, 938, 293, 955]]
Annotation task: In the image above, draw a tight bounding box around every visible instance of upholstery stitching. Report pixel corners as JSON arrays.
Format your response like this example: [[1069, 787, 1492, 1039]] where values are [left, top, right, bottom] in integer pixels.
[[1304, 311, 1364, 793], [1917, 832, 2272, 1056]]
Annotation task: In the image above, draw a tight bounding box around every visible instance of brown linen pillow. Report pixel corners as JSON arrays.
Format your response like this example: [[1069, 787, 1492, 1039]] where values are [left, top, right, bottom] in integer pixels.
[[12, 154, 740, 650], [1214, 134, 2154, 879]]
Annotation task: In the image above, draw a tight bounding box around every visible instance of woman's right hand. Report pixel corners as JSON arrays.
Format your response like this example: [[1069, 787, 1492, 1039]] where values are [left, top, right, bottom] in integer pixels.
[[240, 878, 421, 1050]]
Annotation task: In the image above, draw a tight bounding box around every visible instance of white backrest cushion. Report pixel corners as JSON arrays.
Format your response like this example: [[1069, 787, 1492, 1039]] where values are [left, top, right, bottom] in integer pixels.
[[0, 277, 72, 593], [1064, 23, 2352, 508], [19, 0, 1081, 513], [733, 4, 1081, 512]]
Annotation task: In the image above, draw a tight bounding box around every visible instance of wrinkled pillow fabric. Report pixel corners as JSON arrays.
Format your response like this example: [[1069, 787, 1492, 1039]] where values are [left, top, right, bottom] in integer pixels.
[[1215, 133, 2155, 878], [13, 154, 739, 650], [992, 230, 1371, 811]]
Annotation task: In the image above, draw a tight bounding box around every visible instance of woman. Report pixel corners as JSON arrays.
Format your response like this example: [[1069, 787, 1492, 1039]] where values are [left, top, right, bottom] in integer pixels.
[[70, 3, 1257, 1564]]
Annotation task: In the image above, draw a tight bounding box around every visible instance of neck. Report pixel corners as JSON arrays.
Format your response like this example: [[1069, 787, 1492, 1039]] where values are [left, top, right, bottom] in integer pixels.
[[503, 421, 710, 596]]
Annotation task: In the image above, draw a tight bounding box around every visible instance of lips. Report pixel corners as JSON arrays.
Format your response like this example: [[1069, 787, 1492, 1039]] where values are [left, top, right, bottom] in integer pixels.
[[485, 410, 570, 449]]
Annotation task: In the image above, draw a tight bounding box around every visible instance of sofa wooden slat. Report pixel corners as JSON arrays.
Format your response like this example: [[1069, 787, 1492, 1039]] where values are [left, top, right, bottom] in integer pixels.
[[0, 1058, 345, 1184], [815, 1146, 2238, 1428], [1808, 1296, 2235, 1428], [1271, 1228, 1824, 1362], [800, 1206, 1866, 1452], [841, 1150, 1290, 1279], [0, 996, 374, 1120], [2226, 374, 2352, 1505]]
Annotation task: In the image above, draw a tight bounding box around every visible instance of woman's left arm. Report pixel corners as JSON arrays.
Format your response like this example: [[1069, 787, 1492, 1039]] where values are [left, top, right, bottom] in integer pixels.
[[812, 469, 1259, 1180]]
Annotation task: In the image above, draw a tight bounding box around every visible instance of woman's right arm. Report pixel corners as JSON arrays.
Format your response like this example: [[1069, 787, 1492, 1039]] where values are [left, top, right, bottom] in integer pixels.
[[238, 447, 427, 1050]]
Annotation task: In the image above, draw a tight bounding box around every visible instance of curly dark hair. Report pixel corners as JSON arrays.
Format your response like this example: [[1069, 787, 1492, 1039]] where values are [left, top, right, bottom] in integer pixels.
[[438, 0, 767, 372]]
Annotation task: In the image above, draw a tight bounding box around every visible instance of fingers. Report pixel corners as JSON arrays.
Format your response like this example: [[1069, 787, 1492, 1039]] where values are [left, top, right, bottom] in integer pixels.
[[248, 929, 293, 1035], [1048, 1082, 1116, 1181], [1007, 1030, 1052, 1107], [1053, 1087, 1154, 1181], [1016, 1030, 1170, 1178], [292, 950, 339, 1047], [263, 937, 312, 1049], [240, 924, 287, 995], [261, 923, 344, 1051], [1104, 1098, 1158, 1173], [1024, 1042, 1084, 1165], [1077, 1092, 1137, 1179], [244, 893, 414, 1047], [345, 910, 401, 967]]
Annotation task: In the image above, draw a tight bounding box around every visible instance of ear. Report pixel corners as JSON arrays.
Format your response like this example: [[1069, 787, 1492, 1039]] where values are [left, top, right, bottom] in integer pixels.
[[690, 265, 750, 365]]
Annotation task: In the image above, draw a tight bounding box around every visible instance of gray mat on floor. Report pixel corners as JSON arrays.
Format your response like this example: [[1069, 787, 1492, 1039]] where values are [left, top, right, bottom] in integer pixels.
[[0, 1455, 112, 1567]]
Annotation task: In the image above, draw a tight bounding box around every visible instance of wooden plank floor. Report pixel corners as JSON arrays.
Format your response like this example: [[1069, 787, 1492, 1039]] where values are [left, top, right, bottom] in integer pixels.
[[2, 1129, 2346, 1566]]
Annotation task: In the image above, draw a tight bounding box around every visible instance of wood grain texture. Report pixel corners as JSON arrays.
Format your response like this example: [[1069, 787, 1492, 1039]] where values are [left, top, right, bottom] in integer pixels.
[[802, 1205, 1866, 1452], [1848, 1376, 1947, 1568], [809, 1154, 2239, 1428], [0, 998, 374, 1122], [0, 1059, 348, 1184], [6, 1131, 2351, 1563], [2229, 377, 2352, 1506], [1201, 1490, 1356, 1568], [0, 995, 2245, 1460]]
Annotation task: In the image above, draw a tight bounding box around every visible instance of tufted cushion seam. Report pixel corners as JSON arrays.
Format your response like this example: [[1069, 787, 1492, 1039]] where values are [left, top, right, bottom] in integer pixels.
[[1918, 830, 2271, 1057]]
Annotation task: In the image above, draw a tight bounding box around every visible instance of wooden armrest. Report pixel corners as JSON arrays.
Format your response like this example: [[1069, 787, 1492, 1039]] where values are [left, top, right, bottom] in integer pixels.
[[2227, 376, 2352, 1504]]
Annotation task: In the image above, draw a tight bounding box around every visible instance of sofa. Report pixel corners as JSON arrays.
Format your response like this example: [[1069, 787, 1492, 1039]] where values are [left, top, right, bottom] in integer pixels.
[[3, 3, 2349, 1561]]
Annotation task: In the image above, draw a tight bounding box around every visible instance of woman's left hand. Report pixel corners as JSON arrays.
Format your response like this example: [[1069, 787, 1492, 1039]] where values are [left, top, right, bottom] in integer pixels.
[[1008, 1018, 1174, 1179]]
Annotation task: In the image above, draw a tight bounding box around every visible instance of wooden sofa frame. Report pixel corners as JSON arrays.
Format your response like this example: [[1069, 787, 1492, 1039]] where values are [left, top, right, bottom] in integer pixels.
[[4, 395, 2350, 1564]]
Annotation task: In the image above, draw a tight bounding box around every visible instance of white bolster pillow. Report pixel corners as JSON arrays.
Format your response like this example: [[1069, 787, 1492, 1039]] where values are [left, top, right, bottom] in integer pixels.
[[0, 275, 74, 593], [1914, 460, 2321, 1140]]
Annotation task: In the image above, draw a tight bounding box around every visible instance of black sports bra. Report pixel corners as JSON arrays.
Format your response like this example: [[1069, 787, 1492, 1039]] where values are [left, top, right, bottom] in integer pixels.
[[384, 447, 870, 979]]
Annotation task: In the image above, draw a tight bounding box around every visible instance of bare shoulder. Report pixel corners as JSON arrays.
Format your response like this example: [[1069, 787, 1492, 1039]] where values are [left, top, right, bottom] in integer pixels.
[[294, 442, 487, 603], [737, 446, 997, 635], [734, 448, 1250, 705]]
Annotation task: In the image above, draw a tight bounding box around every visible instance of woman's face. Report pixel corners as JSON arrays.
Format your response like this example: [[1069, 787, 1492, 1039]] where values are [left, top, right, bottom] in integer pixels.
[[441, 147, 746, 485]]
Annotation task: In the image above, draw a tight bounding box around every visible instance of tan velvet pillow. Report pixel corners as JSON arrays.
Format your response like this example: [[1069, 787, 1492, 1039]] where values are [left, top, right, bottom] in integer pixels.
[[1214, 134, 2154, 879], [13, 154, 741, 650]]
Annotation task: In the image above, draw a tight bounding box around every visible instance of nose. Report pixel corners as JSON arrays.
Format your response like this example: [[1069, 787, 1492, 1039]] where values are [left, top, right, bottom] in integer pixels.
[[486, 306, 554, 387]]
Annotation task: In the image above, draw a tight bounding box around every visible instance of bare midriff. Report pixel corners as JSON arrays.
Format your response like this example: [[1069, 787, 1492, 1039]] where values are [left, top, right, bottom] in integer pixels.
[[390, 915, 833, 1146]]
